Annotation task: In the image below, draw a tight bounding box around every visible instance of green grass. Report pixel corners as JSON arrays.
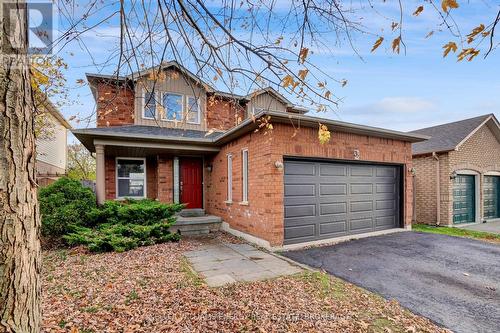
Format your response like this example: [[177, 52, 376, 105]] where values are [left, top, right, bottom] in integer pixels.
[[413, 224, 500, 242]]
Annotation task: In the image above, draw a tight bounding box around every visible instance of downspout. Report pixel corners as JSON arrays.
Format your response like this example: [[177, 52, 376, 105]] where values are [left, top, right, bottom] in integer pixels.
[[432, 152, 441, 225]]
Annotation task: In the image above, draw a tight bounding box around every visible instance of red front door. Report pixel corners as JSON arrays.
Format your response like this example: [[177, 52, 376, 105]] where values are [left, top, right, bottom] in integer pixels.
[[180, 158, 203, 209]]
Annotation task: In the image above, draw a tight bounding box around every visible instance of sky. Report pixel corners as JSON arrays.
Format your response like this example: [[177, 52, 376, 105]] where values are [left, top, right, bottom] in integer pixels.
[[46, 0, 500, 143]]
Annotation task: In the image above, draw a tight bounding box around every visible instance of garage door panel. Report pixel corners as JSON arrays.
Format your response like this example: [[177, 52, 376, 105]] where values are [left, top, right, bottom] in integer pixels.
[[284, 225, 315, 241], [284, 184, 315, 197], [285, 204, 316, 218], [284, 160, 400, 245], [376, 215, 396, 227], [319, 184, 347, 196], [350, 166, 373, 177], [376, 183, 396, 193], [376, 167, 396, 178], [376, 199, 395, 210], [349, 217, 374, 231], [320, 202, 347, 215], [350, 183, 373, 194], [285, 162, 316, 176], [350, 200, 373, 212], [319, 221, 347, 235], [319, 164, 347, 176]]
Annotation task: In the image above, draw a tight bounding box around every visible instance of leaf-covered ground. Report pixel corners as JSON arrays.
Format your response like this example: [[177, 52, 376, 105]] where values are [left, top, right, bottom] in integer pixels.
[[42, 233, 449, 333]]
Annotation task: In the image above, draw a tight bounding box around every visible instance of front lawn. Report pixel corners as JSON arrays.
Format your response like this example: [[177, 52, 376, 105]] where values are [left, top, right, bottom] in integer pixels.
[[42, 233, 447, 332], [413, 224, 500, 243]]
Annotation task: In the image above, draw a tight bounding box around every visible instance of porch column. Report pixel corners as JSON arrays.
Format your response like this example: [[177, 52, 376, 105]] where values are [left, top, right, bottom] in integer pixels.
[[95, 144, 105, 205]]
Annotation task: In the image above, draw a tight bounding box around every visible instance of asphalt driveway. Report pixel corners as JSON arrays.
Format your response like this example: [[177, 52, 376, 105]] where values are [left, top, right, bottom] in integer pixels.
[[283, 232, 500, 333]]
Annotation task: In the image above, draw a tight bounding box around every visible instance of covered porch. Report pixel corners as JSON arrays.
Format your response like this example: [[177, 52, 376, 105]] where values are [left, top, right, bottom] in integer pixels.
[[72, 126, 222, 207]]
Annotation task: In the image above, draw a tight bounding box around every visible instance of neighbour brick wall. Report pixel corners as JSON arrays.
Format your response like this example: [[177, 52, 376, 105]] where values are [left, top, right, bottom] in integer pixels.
[[413, 155, 438, 224], [158, 156, 173, 203], [413, 123, 500, 225], [206, 97, 246, 131], [206, 123, 414, 246], [96, 82, 134, 127]]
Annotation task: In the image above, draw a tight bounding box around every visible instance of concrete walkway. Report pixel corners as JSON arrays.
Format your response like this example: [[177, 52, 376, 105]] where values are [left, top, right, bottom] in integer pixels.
[[461, 220, 500, 234], [185, 243, 302, 287]]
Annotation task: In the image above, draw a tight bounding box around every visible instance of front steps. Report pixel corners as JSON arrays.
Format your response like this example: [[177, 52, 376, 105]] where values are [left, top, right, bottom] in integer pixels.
[[171, 214, 222, 236], [178, 208, 205, 217]]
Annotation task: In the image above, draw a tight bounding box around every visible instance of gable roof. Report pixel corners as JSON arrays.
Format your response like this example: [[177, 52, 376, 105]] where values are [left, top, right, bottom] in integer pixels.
[[410, 114, 500, 155]]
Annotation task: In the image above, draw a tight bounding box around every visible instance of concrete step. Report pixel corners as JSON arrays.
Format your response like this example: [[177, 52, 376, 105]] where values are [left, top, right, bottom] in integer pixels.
[[170, 215, 222, 236], [178, 208, 205, 217]]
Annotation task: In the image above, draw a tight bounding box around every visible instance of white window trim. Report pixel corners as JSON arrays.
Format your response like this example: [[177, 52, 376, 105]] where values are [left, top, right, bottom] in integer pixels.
[[186, 95, 201, 125], [142, 89, 158, 120], [241, 149, 248, 203], [161, 92, 184, 122], [116, 157, 147, 200], [226, 154, 233, 203]]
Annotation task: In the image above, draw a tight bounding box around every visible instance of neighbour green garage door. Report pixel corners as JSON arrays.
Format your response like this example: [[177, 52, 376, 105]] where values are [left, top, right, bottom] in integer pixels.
[[483, 176, 500, 219], [452, 175, 475, 224]]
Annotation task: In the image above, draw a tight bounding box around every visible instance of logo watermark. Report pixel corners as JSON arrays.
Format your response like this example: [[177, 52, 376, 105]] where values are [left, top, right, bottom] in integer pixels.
[[2, 1, 55, 55]]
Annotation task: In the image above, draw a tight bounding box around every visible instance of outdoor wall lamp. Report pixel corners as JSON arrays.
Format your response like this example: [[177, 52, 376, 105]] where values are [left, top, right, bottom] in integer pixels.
[[275, 161, 284, 170], [450, 171, 457, 180], [206, 164, 213, 172], [409, 167, 416, 176]]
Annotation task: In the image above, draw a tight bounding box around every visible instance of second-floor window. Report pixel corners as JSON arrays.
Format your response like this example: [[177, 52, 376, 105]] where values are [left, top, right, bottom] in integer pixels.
[[187, 96, 200, 124], [163, 93, 183, 121], [143, 92, 157, 119]]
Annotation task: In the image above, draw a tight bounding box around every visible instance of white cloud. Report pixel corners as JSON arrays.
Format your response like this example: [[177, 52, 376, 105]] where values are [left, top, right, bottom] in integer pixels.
[[328, 96, 440, 131]]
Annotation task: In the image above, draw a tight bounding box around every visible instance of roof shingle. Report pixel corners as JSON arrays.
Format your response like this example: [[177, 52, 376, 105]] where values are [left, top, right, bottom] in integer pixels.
[[410, 114, 492, 155]]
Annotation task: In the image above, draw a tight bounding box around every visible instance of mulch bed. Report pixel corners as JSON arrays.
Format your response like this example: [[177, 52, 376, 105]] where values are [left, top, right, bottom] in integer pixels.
[[42, 233, 449, 332]]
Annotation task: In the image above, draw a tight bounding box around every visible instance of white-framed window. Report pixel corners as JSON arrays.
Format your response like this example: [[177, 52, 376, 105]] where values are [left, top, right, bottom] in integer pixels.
[[162, 92, 183, 121], [116, 158, 146, 199], [242, 149, 248, 203], [187, 96, 201, 124], [227, 154, 233, 202], [143, 91, 157, 119]]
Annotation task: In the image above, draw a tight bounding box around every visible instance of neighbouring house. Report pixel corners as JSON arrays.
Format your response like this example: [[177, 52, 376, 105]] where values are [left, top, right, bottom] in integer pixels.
[[72, 61, 427, 248], [36, 98, 71, 186], [411, 114, 500, 226]]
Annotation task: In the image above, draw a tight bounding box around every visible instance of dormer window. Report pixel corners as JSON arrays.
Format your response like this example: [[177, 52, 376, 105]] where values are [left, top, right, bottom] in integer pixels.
[[187, 96, 200, 124], [163, 93, 183, 121], [143, 91, 157, 119]]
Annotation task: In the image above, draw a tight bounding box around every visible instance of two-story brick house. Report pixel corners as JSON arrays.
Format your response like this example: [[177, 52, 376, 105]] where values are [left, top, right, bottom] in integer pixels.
[[73, 61, 427, 248]]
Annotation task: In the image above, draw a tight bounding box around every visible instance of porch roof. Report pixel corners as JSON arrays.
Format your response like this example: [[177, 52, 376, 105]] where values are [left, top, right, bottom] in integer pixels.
[[73, 110, 429, 154]]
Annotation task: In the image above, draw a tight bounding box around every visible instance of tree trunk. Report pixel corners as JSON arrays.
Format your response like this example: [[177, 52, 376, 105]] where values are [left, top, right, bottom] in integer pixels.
[[0, 1, 41, 332]]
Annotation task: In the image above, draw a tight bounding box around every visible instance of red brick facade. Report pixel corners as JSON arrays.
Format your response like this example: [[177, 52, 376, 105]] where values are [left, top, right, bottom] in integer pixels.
[[205, 123, 414, 246], [206, 97, 246, 131], [96, 82, 134, 127]]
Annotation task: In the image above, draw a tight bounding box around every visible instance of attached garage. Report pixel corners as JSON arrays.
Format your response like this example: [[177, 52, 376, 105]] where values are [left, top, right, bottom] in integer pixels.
[[284, 159, 402, 245], [483, 175, 500, 219], [452, 174, 476, 224]]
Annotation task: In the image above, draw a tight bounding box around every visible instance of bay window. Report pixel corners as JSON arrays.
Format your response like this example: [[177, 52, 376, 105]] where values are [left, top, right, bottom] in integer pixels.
[[116, 158, 146, 198]]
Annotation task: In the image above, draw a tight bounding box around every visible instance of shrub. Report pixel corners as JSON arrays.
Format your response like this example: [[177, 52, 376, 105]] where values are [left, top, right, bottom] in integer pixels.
[[39, 177, 96, 237], [64, 199, 184, 252]]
